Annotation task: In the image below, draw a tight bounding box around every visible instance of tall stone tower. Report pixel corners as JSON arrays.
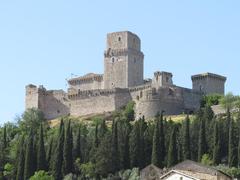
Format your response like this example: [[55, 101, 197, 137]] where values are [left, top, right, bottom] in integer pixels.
[[191, 73, 227, 95], [104, 31, 144, 89]]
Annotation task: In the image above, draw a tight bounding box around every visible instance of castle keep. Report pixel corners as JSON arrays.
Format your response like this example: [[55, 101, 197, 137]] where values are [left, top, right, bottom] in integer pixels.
[[25, 31, 227, 120]]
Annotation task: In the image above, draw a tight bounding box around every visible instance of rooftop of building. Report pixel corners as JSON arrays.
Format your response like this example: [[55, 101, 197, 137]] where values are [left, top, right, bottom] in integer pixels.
[[191, 72, 227, 81], [154, 71, 173, 76], [172, 160, 231, 178], [107, 30, 140, 38], [68, 73, 103, 83]]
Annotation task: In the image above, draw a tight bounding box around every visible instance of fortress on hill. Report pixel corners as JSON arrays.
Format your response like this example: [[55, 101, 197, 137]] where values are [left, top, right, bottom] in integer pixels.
[[25, 31, 227, 120]]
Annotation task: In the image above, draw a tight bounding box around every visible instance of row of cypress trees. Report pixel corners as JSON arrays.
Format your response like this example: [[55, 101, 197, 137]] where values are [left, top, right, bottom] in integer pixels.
[[15, 119, 81, 180], [5, 104, 240, 179]]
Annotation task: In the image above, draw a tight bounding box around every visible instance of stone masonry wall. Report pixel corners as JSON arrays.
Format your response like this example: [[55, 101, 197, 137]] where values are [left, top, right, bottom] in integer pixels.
[[69, 88, 132, 117], [181, 87, 202, 112], [41, 90, 70, 120], [135, 87, 184, 119], [127, 51, 144, 87], [25, 84, 39, 109], [104, 55, 128, 89], [70, 93, 116, 117]]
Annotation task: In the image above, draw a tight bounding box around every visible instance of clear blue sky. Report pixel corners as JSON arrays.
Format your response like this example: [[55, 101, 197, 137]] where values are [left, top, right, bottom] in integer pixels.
[[0, 0, 239, 124]]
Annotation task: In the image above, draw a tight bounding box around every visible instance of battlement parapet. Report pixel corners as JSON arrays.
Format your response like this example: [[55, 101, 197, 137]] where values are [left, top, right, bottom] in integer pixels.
[[191, 72, 226, 81], [154, 71, 173, 77], [129, 84, 152, 92], [68, 73, 103, 85], [26, 84, 37, 89], [68, 88, 128, 100]]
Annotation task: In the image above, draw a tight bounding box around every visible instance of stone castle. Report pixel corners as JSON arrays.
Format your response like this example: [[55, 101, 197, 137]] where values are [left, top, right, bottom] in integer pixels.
[[25, 31, 227, 120]]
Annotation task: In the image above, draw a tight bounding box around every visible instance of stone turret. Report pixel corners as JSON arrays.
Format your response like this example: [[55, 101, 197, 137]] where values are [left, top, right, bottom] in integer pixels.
[[25, 84, 46, 110], [191, 73, 226, 95], [104, 31, 144, 89], [152, 71, 173, 89]]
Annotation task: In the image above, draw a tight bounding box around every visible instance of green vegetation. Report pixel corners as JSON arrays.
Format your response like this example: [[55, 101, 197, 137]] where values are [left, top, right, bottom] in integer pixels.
[[2, 96, 240, 179]]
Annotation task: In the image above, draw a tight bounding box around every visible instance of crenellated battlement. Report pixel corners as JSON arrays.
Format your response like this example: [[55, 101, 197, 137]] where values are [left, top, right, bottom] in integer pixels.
[[68, 73, 103, 85], [68, 88, 128, 100], [129, 84, 152, 92]]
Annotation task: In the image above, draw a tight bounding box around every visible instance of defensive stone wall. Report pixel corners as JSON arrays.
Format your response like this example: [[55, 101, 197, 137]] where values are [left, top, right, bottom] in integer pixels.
[[69, 88, 131, 117], [181, 87, 203, 112], [40, 89, 70, 120], [25, 85, 70, 120]]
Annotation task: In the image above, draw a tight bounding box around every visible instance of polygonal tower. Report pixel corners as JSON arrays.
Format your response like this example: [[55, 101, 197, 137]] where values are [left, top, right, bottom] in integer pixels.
[[191, 72, 227, 95], [104, 31, 144, 89]]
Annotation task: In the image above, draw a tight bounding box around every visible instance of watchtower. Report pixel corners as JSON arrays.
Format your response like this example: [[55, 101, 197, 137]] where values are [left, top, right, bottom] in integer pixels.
[[25, 84, 45, 110], [104, 31, 144, 89], [191, 73, 226, 95], [152, 71, 174, 89]]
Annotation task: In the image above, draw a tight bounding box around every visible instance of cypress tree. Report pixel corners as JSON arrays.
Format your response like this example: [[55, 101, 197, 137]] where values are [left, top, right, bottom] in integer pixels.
[[24, 131, 35, 180], [111, 120, 120, 173], [183, 115, 191, 160], [167, 126, 178, 167], [237, 112, 240, 168], [95, 133, 113, 177], [130, 122, 140, 168], [3, 125, 7, 149], [198, 118, 207, 162], [118, 119, 131, 170], [213, 120, 221, 165], [32, 139, 38, 173], [99, 120, 107, 139], [159, 113, 166, 167], [53, 119, 65, 180], [177, 139, 183, 163], [63, 120, 73, 175], [37, 123, 47, 171], [238, 131, 240, 168], [16, 136, 25, 180], [139, 116, 146, 168], [203, 105, 214, 123], [94, 123, 99, 148], [47, 138, 53, 170], [226, 108, 231, 155], [144, 125, 154, 166], [74, 126, 82, 162], [151, 114, 161, 167], [228, 117, 237, 167], [123, 128, 130, 170]]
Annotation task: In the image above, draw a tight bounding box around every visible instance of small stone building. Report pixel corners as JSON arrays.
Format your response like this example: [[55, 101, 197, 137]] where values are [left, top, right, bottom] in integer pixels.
[[160, 160, 232, 180]]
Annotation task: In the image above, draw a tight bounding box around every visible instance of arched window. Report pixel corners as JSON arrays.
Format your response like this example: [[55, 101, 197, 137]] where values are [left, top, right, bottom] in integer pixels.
[[118, 37, 121, 41]]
